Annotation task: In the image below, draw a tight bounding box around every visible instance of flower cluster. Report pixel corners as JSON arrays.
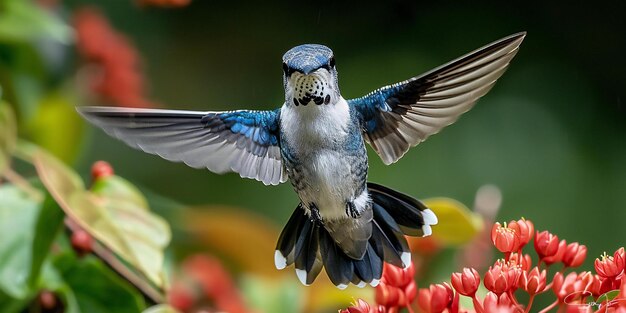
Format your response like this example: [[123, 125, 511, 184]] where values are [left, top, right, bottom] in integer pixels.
[[340, 218, 626, 313], [168, 255, 249, 313], [73, 7, 155, 108]]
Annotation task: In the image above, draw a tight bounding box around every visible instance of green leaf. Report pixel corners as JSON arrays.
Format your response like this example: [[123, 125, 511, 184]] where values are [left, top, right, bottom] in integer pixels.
[[0, 101, 16, 175], [423, 197, 484, 245], [0, 288, 30, 313], [142, 304, 181, 313], [597, 289, 621, 304], [0, 184, 42, 299], [0, 0, 72, 44], [33, 148, 171, 289], [53, 254, 146, 313], [0, 184, 63, 307], [28, 194, 64, 288], [91, 176, 149, 210]]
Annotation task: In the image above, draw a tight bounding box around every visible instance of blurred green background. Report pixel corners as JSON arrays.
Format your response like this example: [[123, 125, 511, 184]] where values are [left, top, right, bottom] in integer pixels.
[[64, 0, 626, 265], [1, 0, 625, 312]]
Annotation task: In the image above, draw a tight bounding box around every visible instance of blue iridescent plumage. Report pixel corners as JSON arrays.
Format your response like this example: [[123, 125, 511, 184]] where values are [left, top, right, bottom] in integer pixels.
[[283, 44, 334, 75], [206, 110, 280, 147]]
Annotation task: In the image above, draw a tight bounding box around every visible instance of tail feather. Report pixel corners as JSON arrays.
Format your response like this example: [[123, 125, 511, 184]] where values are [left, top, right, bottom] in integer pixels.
[[371, 217, 409, 268], [274, 204, 308, 270], [274, 182, 438, 288], [295, 223, 323, 286], [353, 245, 382, 284], [368, 182, 438, 236], [319, 229, 353, 289]]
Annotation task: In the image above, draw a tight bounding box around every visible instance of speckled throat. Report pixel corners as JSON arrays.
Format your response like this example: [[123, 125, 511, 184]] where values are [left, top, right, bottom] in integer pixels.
[[292, 73, 331, 106]]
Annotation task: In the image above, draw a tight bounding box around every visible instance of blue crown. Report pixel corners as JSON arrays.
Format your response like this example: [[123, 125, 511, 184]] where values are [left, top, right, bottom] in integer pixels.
[[282, 44, 334, 75]]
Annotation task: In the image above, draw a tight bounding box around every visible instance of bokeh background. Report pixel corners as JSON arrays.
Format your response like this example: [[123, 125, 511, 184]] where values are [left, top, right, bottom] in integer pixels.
[[1, 0, 625, 312], [73, 1, 626, 256]]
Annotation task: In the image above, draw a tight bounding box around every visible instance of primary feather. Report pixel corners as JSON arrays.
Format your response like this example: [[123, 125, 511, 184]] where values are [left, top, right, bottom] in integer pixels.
[[350, 32, 526, 164]]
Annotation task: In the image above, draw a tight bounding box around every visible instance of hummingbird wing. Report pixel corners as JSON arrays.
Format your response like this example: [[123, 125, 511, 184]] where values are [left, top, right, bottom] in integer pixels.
[[77, 107, 287, 185], [349, 32, 525, 165]]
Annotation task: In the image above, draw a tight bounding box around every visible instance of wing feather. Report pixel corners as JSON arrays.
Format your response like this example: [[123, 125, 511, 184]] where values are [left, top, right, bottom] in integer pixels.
[[350, 32, 526, 164], [78, 106, 287, 185]]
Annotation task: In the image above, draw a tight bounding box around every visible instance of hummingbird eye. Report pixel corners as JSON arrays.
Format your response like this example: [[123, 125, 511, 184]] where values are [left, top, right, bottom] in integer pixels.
[[329, 57, 336, 68], [282, 62, 289, 74]]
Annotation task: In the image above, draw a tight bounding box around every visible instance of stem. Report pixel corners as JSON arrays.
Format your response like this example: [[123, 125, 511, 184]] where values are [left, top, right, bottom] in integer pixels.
[[472, 295, 484, 313], [507, 290, 521, 308], [524, 294, 536, 313], [406, 304, 415, 313], [3, 168, 43, 201], [538, 300, 558, 313], [64, 219, 164, 303]]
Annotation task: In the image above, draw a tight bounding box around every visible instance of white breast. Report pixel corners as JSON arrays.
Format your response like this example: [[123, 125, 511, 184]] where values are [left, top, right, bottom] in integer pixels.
[[280, 97, 351, 149], [280, 98, 359, 220]]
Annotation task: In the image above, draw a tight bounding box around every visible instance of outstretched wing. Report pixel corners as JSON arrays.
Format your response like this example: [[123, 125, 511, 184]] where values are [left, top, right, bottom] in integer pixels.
[[349, 32, 526, 165], [78, 106, 287, 185]]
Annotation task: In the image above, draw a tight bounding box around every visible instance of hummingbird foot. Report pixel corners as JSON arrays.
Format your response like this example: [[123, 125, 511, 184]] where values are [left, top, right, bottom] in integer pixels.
[[309, 203, 324, 225]]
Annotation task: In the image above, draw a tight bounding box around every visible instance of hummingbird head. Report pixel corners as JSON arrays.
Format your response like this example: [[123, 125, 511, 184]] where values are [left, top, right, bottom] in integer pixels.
[[282, 44, 340, 107]]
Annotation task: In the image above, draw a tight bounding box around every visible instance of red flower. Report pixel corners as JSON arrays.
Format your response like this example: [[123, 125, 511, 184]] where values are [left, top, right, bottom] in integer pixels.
[[382, 262, 414, 288], [417, 283, 455, 313], [136, 0, 191, 7], [563, 242, 587, 268], [340, 299, 372, 313], [508, 218, 534, 247], [518, 267, 547, 295], [553, 272, 599, 303], [376, 262, 417, 308], [508, 253, 532, 271], [543, 239, 567, 265], [171, 255, 249, 313], [482, 292, 516, 313], [491, 222, 521, 253], [484, 261, 522, 295], [534, 230, 560, 260], [451, 268, 481, 296], [577, 271, 602, 297], [168, 281, 196, 312], [552, 272, 578, 302], [595, 250, 625, 279], [376, 283, 403, 308]]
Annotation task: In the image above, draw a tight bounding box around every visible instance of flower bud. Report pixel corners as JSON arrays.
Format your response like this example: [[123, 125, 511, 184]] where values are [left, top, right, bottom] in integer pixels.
[[518, 267, 547, 295], [382, 262, 414, 288], [91, 160, 114, 180], [563, 242, 587, 268], [417, 283, 454, 313], [70, 229, 94, 255], [534, 230, 559, 260], [543, 239, 567, 265], [451, 268, 481, 296], [375, 284, 401, 307]]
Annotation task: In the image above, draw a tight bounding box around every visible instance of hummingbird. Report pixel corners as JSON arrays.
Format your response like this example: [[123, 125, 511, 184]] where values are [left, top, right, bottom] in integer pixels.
[[78, 32, 525, 289]]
